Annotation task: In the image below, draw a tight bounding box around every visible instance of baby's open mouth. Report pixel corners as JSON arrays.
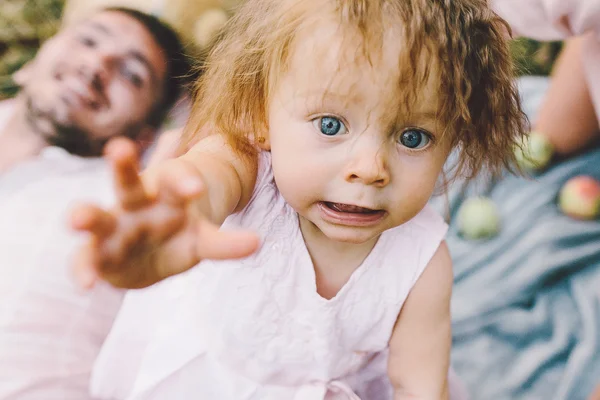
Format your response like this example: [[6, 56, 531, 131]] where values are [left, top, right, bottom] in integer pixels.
[[323, 202, 383, 214], [318, 202, 387, 226]]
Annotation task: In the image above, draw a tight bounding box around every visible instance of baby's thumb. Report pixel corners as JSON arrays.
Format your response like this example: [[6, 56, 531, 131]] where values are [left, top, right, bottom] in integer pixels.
[[196, 221, 260, 260]]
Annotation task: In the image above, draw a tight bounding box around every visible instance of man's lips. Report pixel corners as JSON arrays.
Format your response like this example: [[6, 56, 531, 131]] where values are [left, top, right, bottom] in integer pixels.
[[58, 75, 107, 110], [318, 201, 387, 226], [63, 86, 102, 110]]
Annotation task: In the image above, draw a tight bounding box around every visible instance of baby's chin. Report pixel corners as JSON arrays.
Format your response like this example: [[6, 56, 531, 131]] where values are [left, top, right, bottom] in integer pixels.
[[309, 220, 386, 246]]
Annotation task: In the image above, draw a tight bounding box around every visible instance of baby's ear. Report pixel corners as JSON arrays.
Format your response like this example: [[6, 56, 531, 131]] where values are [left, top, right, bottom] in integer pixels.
[[256, 134, 270, 150]]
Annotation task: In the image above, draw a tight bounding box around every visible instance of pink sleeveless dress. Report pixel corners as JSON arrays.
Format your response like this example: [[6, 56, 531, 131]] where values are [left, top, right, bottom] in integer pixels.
[[91, 152, 467, 400]]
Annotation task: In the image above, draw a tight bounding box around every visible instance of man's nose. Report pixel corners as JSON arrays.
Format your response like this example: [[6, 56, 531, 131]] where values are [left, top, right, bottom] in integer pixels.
[[77, 50, 112, 89], [344, 137, 390, 187]]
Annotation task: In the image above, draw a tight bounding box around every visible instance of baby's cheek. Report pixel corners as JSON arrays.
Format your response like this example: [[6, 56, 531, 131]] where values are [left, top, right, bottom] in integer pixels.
[[404, 196, 429, 222], [392, 183, 433, 223], [272, 163, 304, 195], [277, 174, 315, 206]]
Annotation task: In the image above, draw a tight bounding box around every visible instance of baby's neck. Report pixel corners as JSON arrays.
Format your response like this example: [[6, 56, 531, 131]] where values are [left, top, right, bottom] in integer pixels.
[[298, 215, 379, 300]]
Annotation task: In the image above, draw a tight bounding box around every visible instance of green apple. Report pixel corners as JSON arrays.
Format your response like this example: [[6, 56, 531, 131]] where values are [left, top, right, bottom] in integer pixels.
[[457, 197, 501, 239], [515, 131, 554, 171], [559, 176, 600, 220]]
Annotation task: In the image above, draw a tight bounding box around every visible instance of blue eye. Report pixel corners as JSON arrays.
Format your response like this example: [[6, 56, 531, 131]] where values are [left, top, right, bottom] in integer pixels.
[[399, 129, 431, 149], [313, 116, 347, 136]]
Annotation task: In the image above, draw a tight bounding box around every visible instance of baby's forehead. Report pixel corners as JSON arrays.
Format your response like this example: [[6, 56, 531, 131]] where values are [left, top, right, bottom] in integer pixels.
[[288, 22, 397, 83], [279, 21, 440, 116]]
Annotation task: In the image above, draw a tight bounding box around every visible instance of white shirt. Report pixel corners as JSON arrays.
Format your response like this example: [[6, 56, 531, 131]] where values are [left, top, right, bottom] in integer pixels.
[[0, 101, 125, 400]]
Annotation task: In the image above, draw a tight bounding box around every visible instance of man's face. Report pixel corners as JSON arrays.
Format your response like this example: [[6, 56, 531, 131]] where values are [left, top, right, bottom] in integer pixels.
[[15, 11, 168, 155]]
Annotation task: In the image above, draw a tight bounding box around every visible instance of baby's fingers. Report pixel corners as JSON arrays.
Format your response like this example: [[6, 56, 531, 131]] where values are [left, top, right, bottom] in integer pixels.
[[72, 243, 100, 289], [105, 137, 149, 210], [196, 219, 260, 260], [69, 204, 116, 288], [70, 203, 117, 239]]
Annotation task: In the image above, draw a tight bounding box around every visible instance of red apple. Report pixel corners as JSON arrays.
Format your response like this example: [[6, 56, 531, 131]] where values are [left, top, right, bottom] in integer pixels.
[[559, 176, 600, 220]]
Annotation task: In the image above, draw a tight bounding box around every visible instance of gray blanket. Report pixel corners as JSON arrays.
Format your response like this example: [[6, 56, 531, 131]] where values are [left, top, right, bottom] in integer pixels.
[[432, 77, 600, 400]]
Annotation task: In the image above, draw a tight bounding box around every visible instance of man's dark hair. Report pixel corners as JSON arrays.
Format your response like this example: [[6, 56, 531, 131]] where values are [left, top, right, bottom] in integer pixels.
[[107, 7, 192, 128]]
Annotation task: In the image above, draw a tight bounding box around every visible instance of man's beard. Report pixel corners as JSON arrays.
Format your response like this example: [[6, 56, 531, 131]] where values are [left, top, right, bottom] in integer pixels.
[[48, 125, 109, 157], [25, 96, 108, 157]]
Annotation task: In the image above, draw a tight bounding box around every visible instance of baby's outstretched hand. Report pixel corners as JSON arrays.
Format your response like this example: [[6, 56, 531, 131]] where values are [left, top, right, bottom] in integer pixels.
[[69, 138, 260, 289]]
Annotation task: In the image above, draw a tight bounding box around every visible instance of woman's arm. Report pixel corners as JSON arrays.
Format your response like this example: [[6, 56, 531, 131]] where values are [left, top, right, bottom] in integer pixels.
[[534, 35, 599, 155]]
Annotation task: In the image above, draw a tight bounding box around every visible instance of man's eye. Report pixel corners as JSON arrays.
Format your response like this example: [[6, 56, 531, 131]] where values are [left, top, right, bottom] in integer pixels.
[[398, 128, 432, 150], [121, 66, 143, 88], [312, 116, 348, 136], [78, 36, 96, 48]]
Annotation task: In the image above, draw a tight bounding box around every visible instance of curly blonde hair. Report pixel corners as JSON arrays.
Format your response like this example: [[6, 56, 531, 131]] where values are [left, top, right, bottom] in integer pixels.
[[183, 0, 527, 180]]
